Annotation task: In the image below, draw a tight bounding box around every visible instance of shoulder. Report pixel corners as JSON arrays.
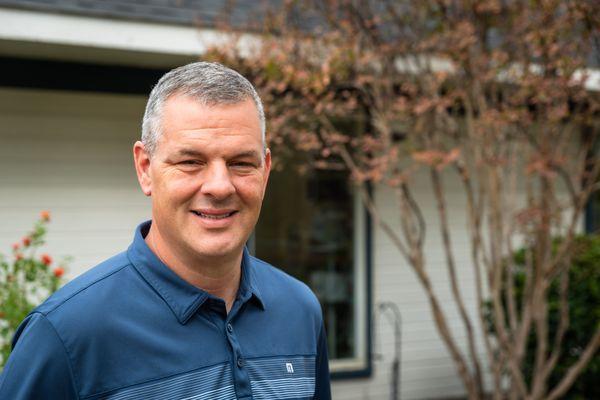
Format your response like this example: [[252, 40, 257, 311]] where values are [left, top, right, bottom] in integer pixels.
[[29, 250, 151, 344], [34, 251, 132, 317], [22, 250, 159, 362], [1, 312, 79, 399], [248, 255, 323, 319]]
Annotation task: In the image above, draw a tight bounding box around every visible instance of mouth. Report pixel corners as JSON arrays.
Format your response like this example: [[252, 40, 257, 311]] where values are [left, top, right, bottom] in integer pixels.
[[191, 210, 238, 220]]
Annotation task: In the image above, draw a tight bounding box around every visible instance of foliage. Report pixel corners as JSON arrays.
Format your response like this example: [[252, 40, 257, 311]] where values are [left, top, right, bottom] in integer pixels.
[[0, 212, 68, 368], [485, 235, 600, 399], [207, 0, 600, 398], [519, 236, 600, 399]]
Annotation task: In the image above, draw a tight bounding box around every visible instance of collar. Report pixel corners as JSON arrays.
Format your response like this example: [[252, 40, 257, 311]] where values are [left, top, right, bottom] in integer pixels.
[[126, 221, 265, 325]]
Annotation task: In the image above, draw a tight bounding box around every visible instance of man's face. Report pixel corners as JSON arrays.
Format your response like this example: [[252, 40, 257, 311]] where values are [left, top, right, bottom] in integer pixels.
[[135, 95, 270, 263]]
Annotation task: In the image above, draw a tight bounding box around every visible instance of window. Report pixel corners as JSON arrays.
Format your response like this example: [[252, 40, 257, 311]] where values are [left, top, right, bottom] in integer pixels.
[[587, 192, 600, 233], [585, 135, 599, 234], [253, 163, 370, 375]]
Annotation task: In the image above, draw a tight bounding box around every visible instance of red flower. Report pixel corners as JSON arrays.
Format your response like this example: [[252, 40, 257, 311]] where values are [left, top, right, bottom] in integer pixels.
[[15, 253, 23, 261], [40, 210, 51, 222], [12, 242, 20, 251], [41, 254, 52, 266], [22, 236, 31, 247], [53, 267, 64, 278]]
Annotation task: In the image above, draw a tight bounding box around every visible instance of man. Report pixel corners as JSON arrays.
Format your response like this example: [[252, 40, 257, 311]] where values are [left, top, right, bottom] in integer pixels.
[[0, 62, 331, 399]]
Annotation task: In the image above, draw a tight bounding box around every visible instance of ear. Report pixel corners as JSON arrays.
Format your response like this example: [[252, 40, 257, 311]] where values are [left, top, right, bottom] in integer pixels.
[[133, 141, 152, 196], [262, 148, 272, 194]]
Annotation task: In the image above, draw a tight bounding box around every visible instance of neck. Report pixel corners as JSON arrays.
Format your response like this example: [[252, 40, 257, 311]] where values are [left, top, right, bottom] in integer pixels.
[[145, 224, 242, 313]]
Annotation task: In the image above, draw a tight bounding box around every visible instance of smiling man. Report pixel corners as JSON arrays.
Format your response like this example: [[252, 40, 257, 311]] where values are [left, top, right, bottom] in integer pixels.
[[0, 62, 331, 400]]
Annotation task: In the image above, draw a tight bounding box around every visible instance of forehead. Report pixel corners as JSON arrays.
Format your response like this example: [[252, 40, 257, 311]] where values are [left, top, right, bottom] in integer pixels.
[[158, 95, 262, 149]]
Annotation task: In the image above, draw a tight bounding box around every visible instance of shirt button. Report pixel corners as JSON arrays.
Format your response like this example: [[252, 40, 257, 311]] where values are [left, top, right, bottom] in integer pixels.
[[237, 358, 244, 368], [227, 324, 233, 333]]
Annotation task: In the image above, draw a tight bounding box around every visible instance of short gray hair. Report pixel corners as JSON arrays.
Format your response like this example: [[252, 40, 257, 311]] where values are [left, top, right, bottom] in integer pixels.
[[141, 61, 266, 155]]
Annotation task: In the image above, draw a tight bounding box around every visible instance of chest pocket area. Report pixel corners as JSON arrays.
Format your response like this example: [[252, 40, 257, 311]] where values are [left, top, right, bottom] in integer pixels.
[[246, 355, 316, 400]]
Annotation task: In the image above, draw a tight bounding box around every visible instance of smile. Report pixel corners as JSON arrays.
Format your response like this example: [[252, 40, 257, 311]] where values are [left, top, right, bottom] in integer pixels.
[[191, 210, 237, 220]]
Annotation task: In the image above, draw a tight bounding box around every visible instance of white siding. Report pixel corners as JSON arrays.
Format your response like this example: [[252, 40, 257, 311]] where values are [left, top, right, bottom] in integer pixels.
[[332, 177, 490, 400], [0, 87, 151, 277], [331, 158, 579, 399]]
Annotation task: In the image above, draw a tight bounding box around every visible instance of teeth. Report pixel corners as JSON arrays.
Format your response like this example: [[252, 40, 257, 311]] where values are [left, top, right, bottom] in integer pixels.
[[193, 211, 233, 220]]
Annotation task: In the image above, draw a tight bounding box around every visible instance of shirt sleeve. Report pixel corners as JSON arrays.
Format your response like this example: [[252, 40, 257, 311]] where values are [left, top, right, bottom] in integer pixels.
[[0, 312, 79, 400], [313, 321, 331, 400]]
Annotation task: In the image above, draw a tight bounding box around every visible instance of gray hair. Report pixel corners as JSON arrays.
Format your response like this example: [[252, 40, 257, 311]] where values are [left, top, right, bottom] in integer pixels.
[[141, 61, 266, 155]]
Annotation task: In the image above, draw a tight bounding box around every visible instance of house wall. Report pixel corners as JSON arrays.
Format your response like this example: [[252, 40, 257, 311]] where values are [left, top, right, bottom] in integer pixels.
[[332, 178, 491, 400], [0, 87, 150, 275], [330, 150, 582, 399]]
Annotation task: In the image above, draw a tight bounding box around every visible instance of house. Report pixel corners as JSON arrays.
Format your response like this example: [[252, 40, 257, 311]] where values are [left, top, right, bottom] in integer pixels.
[[1, 1, 598, 399]]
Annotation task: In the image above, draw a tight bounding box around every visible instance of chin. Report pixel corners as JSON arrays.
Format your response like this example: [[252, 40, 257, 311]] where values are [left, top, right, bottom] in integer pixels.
[[191, 241, 242, 260]]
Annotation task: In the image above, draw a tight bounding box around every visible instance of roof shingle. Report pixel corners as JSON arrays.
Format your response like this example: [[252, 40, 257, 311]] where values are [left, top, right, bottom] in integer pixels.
[[0, 0, 276, 27]]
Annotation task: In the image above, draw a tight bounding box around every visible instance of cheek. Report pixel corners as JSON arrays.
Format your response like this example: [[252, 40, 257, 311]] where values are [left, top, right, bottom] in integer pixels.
[[154, 175, 199, 206], [234, 176, 266, 202]]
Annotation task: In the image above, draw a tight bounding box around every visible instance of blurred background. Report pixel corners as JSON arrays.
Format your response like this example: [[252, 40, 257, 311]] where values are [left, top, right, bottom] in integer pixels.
[[1, 1, 598, 399]]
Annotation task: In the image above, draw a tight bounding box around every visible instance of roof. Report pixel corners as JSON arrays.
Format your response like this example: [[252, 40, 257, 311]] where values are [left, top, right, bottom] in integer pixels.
[[0, 0, 278, 27]]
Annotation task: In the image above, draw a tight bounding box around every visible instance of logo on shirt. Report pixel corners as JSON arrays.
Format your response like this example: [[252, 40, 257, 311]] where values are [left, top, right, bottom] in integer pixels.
[[285, 362, 294, 373]]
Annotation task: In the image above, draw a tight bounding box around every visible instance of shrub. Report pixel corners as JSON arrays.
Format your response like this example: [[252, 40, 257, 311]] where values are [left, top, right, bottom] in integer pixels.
[[486, 235, 600, 399], [0, 212, 68, 368]]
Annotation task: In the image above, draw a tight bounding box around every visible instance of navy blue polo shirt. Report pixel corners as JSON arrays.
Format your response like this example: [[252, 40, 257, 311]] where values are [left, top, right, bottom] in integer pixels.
[[0, 221, 331, 399]]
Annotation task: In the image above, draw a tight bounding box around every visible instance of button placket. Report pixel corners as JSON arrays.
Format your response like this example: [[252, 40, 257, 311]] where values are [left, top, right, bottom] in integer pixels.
[[224, 320, 252, 398]]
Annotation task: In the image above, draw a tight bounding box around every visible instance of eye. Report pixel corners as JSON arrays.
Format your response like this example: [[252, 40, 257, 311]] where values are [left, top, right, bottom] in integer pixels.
[[176, 160, 205, 171], [231, 162, 255, 168]]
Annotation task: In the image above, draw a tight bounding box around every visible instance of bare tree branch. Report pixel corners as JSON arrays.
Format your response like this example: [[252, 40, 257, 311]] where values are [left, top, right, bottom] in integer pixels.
[[431, 167, 485, 396], [546, 328, 600, 400]]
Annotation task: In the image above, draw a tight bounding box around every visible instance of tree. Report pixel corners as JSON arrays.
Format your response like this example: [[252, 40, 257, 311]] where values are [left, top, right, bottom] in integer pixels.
[[207, 0, 600, 398]]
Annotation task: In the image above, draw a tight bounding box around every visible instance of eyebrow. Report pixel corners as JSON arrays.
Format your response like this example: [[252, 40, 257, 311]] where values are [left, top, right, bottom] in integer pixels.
[[175, 149, 205, 158], [174, 149, 263, 160], [231, 150, 262, 160]]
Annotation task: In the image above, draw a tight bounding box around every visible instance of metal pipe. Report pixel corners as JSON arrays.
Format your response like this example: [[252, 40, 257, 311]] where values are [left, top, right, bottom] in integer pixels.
[[379, 301, 402, 400]]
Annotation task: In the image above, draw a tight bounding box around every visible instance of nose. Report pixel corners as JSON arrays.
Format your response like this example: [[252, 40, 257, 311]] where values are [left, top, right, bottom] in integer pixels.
[[200, 161, 236, 200]]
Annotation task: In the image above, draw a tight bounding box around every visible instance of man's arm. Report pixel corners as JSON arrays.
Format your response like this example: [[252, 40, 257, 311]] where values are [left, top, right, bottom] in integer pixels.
[[0, 312, 79, 399], [314, 321, 331, 400]]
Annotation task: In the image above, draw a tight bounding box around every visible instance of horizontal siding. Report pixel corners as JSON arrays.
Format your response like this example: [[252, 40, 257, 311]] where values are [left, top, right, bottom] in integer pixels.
[[0, 87, 150, 277], [333, 159, 578, 399], [333, 179, 490, 400]]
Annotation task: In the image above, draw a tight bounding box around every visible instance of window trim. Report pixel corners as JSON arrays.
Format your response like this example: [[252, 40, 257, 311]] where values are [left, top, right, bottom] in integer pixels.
[[585, 191, 599, 234], [329, 190, 372, 379], [584, 135, 599, 234], [249, 186, 373, 378]]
